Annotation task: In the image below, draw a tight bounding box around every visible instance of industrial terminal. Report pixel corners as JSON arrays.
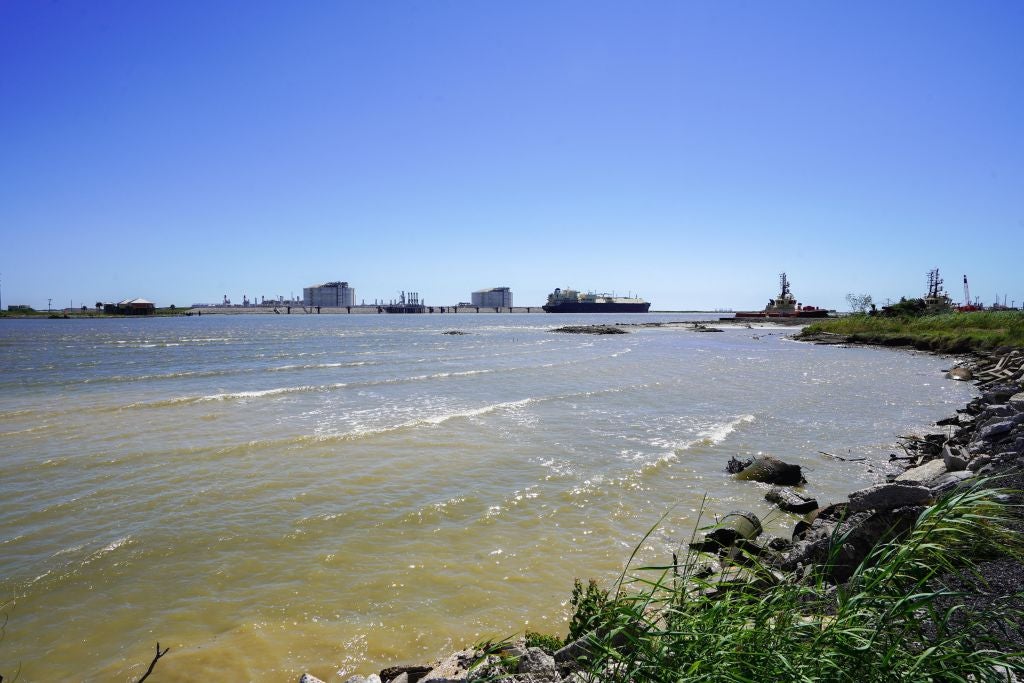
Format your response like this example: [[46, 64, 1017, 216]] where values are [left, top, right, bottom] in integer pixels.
[[185, 282, 539, 314]]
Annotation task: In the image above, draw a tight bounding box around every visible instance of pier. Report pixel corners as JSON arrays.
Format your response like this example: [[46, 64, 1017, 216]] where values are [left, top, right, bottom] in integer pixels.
[[196, 305, 546, 314]]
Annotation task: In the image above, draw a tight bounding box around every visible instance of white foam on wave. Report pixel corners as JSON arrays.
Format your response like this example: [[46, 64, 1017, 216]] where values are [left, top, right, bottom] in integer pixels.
[[270, 361, 369, 372], [697, 414, 755, 446], [419, 397, 534, 425]]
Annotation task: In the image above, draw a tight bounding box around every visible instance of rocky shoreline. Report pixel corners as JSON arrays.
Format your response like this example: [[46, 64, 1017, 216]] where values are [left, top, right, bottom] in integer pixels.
[[300, 346, 1024, 683]]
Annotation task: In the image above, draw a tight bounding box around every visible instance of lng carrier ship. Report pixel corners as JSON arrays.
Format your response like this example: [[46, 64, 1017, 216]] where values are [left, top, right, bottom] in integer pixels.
[[542, 288, 651, 313]]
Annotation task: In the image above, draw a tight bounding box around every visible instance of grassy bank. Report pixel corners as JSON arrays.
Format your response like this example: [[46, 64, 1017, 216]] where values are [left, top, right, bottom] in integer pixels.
[[533, 485, 1024, 681], [800, 311, 1024, 353]]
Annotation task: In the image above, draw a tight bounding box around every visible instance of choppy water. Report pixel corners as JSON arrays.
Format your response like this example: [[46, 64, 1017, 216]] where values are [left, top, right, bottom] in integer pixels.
[[0, 314, 973, 681]]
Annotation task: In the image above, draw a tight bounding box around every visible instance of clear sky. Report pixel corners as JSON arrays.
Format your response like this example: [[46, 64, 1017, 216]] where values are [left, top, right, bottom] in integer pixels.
[[1, 1, 1021, 311]]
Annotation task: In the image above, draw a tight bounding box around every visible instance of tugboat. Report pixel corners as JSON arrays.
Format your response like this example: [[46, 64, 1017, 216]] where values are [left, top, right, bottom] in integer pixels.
[[734, 273, 829, 318], [542, 288, 651, 313]]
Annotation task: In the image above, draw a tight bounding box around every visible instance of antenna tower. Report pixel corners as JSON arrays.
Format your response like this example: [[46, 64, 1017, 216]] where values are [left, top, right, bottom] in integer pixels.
[[926, 269, 943, 300]]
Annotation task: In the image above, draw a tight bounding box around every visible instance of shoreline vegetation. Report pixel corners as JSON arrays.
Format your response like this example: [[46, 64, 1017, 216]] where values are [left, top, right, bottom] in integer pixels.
[[799, 310, 1024, 354], [299, 315, 1024, 683]]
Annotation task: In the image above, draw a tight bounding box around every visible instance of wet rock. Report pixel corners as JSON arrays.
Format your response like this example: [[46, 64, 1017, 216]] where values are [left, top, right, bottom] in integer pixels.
[[732, 456, 806, 485], [517, 648, 560, 681], [726, 456, 753, 474], [968, 455, 993, 472], [466, 655, 508, 683], [765, 487, 818, 514], [345, 676, 383, 683], [993, 450, 1021, 464], [936, 415, 961, 427], [382, 667, 432, 683], [553, 638, 588, 665], [946, 367, 974, 381], [895, 459, 948, 485], [983, 385, 1020, 404], [423, 650, 480, 682], [848, 483, 932, 511], [976, 419, 1016, 443], [981, 404, 1015, 420], [928, 470, 976, 494], [783, 506, 923, 582], [301, 674, 327, 683], [442, 330, 468, 335], [498, 644, 528, 659]]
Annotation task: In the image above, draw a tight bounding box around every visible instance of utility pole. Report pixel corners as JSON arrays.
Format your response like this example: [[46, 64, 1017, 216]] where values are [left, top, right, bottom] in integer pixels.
[[48, 298, 52, 312]]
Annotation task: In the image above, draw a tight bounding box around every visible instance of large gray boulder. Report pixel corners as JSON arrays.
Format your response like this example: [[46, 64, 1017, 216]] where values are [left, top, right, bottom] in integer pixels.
[[1009, 392, 1024, 411], [517, 648, 560, 681], [848, 483, 932, 512], [976, 419, 1016, 443], [423, 650, 480, 683], [895, 459, 947, 485], [928, 470, 976, 494]]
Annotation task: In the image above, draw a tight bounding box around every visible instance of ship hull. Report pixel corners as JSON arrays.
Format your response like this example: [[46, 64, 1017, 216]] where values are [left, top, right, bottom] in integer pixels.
[[542, 302, 651, 313], [733, 309, 829, 318]]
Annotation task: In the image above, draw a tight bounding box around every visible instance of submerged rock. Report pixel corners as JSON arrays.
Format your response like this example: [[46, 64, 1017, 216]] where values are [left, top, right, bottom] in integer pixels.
[[765, 487, 818, 514], [551, 325, 627, 335], [946, 367, 974, 381], [732, 456, 806, 486]]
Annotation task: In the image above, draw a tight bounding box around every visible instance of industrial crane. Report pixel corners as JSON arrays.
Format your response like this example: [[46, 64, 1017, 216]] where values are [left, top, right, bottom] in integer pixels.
[[959, 274, 981, 312]]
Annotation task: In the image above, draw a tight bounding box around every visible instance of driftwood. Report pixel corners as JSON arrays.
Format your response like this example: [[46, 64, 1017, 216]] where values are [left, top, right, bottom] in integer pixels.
[[818, 450, 866, 462], [136, 642, 170, 683]]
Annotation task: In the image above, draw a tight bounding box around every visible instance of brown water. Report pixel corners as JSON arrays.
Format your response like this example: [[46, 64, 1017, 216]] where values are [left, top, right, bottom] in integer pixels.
[[0, 314, 973, 681]]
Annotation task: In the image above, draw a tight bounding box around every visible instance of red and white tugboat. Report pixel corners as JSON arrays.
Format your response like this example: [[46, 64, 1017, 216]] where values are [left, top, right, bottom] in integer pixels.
[[734, 273, 829, 319]]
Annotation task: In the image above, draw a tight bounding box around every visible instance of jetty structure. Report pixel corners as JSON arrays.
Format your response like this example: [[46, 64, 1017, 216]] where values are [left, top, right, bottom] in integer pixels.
[[383, 291, 426, 314], [734, 273, 829, 319]]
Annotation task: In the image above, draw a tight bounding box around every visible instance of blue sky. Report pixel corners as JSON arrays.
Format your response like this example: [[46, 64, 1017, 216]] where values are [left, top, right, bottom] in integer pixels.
[[1, 1, 1021, 311]]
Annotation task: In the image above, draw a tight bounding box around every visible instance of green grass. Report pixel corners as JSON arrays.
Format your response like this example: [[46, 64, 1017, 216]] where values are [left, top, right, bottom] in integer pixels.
[[801, 311, 1024, 353], [561, 484, 1024, 682]]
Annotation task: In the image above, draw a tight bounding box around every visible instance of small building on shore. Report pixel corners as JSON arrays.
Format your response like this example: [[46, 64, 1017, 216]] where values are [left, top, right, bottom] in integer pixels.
[[304, 281, 355, 308], [471, 287, 513, 308], [104, 298, 156, 315]]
